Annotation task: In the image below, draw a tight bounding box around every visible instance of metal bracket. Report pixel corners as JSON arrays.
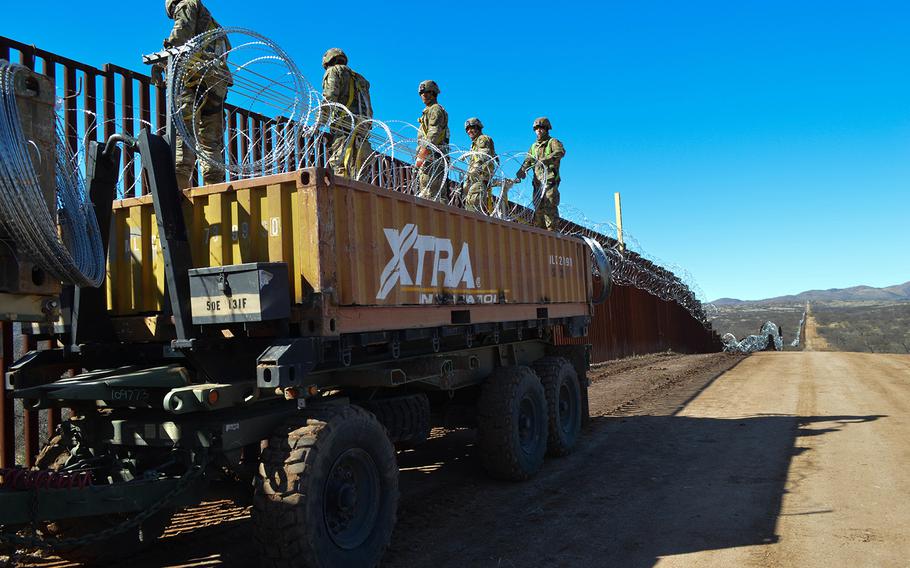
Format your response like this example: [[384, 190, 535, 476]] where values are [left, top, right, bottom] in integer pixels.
[[256, 339, 320, 389], [137, 130, 194, 343], [70, 141, 120, 346]]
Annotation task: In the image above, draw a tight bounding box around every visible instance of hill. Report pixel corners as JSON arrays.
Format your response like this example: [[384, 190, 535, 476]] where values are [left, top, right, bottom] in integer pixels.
[[711, 281, 910, 305]]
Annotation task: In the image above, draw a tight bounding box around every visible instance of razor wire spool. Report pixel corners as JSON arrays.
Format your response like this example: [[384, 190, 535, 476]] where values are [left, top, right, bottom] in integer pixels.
[[0, 61, 105, 288]]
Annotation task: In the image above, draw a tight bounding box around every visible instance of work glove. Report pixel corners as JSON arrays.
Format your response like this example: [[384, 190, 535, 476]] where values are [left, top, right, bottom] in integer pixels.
[[415, 147, 429, 169], [151, 65, 165, 88]]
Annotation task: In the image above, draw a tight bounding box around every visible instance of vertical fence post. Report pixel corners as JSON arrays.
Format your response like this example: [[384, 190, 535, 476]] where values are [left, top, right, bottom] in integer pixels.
[[64, 65, 78, 156], [139, 79, 152, 195], [121, 73, 135, 196], [227, 110, 239, 183], [84, 70, 98, 144], [0, 322, 14, 468]]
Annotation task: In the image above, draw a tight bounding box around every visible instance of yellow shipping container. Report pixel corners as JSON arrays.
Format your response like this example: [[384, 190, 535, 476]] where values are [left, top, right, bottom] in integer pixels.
[[107, 169, 592, 336]]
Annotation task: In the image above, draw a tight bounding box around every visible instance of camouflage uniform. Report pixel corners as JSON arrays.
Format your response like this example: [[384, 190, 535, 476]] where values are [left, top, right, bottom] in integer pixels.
[[318, 48, 373, 178], [416, 81, 449, 202], [164, 0, 230, 189], [463, 118, 496, 213], [517, 117, 565, 230]]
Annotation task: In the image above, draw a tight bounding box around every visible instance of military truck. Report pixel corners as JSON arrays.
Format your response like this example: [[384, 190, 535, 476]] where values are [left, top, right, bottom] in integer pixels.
[[0, 81, 609, 564]]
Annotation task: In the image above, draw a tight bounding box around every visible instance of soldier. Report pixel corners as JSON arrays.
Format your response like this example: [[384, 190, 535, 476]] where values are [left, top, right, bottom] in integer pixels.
[[516, 117, 565, 230], [415, 80, 449, 202], [163, 0, 231, 189], [317, 48, 373, 179], [462, 117, 496, 213]]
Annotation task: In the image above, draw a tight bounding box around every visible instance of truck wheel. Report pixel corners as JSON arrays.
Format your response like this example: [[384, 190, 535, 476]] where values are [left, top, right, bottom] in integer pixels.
[[534, 357, 583, 456], [580, 375, 591, 427], [253, 405, 398, 568], [359, 393, 431, 449], [35, 434, 172, 564], [477, 366, 548, 481]]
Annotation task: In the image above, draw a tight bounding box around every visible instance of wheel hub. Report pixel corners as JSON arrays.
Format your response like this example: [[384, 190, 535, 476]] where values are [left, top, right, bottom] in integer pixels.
[[324, 448, 381, 550]]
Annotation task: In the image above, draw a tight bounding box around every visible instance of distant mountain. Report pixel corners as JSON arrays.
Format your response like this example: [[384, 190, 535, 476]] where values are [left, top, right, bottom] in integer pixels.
[[711, 281, 910, 305], [711, 298, 746, 306]]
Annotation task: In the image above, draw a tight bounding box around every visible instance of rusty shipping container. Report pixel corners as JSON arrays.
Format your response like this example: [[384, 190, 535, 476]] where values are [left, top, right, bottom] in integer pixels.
[[106, 169, 593, 338]]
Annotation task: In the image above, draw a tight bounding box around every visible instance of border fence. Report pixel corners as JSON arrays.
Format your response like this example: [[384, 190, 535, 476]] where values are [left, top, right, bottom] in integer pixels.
[[0, 36, 720, 469]]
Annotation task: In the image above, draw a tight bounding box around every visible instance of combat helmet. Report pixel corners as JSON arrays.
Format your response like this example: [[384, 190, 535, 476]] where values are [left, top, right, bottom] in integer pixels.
[[322, 48, 348, 69], [533, 117, 552, 130], [165, 0, 182, 18], [464, 117, 484, 130], [418, 80, 440, 95]]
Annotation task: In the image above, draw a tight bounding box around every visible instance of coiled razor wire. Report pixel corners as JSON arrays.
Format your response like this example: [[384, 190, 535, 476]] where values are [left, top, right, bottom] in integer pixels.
[[167, 29, 712, 325], [791, 310, 807, 348], [170, 27, 314, 178], [0, 61, 104, 287], [722, 321, 784, 353]]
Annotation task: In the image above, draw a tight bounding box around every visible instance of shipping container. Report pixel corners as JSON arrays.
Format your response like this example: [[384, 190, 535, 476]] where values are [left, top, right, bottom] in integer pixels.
[[107, 169, 593, 337]]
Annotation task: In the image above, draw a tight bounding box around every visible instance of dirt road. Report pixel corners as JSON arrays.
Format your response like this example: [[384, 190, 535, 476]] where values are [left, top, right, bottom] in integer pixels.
[[7, 350, 910, 567], [804, 302, 830, 351]]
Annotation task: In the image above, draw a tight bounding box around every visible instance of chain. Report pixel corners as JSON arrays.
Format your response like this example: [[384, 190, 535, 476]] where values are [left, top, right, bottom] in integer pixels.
[[0, 454, 209, 551]]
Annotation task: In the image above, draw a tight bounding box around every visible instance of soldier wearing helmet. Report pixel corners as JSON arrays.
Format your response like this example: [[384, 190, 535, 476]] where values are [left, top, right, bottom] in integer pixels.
[[516, 117, 565, 230], [462, 117, 496, 213], [317, 48, 374, 179], [162, 0, 231, 189], [415, 80, 450, 202]]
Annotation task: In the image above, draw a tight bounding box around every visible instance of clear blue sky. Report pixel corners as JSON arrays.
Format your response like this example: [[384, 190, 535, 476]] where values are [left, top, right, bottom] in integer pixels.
[[3, 1, 908, 301]]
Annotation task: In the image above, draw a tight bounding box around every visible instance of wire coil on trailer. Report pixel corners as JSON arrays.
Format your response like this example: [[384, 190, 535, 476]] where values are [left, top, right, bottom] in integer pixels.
[[0, 61, 105, 287]]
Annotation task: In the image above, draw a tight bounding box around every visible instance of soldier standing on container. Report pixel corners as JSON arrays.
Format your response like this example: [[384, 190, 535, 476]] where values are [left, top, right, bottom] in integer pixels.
[[415, 80, 450, 202], [462, 117, 496, 213], [317, 48, 374, 179], [516, 117, 565, 230], [162, 0, 231, 189]]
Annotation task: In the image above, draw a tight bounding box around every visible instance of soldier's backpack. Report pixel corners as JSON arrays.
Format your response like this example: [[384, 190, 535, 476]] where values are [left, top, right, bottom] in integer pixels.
[[348, 71, 373, 119]]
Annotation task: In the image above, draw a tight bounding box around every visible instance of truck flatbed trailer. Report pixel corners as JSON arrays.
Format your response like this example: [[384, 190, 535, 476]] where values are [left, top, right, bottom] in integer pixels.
[[0, 126, 606, 567]]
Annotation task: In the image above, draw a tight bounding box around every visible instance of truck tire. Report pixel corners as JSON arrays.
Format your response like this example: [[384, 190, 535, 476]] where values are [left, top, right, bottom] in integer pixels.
[[359, 393, 431, 448], [253, 405, 398, 568], [580, 375, 591, 427], [533, 357, 583, 456], [477, 366, 548, 481], [35, 434, 172, 564]]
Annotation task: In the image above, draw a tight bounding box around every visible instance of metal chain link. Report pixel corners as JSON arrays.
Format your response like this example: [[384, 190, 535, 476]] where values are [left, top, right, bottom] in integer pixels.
[[0, 455, 208, 552]]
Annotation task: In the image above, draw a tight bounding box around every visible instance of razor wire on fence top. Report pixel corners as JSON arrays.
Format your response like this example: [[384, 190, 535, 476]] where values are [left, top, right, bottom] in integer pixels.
[[0, 28, 713, 325]]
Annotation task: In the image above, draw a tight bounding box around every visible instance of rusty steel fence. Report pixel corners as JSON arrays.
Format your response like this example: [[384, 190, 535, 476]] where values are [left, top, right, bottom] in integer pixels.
[[0, 36, 719, 469], [554, 285, 721, 363]]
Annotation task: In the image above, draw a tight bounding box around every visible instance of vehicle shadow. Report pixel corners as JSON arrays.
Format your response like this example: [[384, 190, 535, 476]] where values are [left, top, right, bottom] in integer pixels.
[[385, 413, 885, 568], [5, 413, 883, 568]]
